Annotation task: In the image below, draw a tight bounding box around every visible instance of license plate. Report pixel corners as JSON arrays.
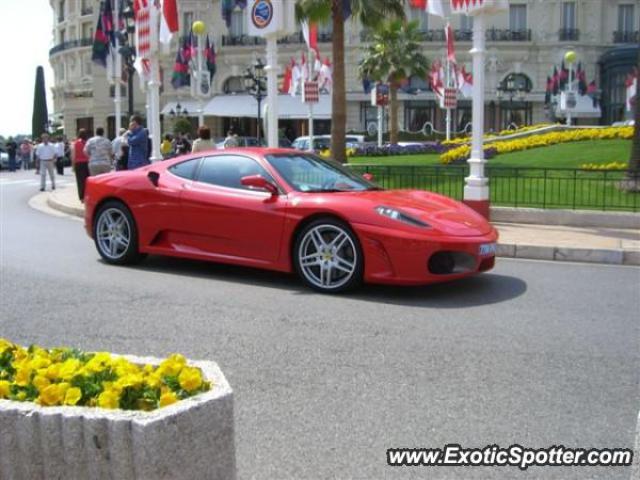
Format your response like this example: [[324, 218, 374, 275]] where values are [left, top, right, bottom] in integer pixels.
[[479, 243, 497, 256]]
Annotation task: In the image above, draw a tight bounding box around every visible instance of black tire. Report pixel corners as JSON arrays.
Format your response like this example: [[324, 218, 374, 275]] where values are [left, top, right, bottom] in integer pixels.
[[93, 200, 145, 265], [293, 217, 364, 293]]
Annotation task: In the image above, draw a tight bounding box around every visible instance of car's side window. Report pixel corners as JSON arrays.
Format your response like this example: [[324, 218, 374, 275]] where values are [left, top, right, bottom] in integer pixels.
[[196, 155, 274, 191], [168, 158, 200, 180]]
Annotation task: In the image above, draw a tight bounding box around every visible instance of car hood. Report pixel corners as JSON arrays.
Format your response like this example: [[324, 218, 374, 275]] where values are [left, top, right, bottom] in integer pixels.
[[344, 189, 493, 237]]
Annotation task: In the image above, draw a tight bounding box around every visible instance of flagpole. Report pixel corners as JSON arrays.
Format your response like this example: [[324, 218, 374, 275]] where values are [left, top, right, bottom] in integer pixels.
[[308, 46, 314, 152], [114, 0, 122, 135], [265, 36, 279, 148], [148, 3, 162, 163], [445, 20, 451, 142], [197, 32, 205, 126]]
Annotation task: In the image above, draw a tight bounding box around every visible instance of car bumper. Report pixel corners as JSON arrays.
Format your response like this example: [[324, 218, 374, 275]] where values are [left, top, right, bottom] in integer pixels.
[[354, 223, 499, 286]]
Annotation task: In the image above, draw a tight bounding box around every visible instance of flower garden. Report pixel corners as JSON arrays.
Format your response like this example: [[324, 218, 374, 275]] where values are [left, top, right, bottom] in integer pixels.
[[0, 338, 211, 411]]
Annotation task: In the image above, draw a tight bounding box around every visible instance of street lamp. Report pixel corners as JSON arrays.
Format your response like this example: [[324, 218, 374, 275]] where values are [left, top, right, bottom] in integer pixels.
[[243, 58, 266, 142], [117, 0, 136, 117], [191, 20, 211, 126], [496, 73, 532, 128], [169, 103, 190, 117], [564, 50, 577, 126]]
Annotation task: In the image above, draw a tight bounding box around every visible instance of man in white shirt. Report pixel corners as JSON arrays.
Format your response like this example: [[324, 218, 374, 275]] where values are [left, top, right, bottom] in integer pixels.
[[111, 128, 127, 170], [35, 133, 57, 191], [83, 127, 113, 176]]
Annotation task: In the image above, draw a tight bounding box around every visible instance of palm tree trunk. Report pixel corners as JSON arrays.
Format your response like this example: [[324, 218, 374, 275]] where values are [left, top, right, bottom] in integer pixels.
[[389, 83, 399, 144], [331, 0, 346, 163]]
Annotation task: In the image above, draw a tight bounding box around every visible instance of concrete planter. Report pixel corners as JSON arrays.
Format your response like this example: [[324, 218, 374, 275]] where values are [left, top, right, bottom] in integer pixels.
[[0, 355, 235, 480]]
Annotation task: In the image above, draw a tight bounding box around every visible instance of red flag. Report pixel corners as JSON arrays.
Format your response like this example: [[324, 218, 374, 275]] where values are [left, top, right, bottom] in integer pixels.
[[410, 0, 426, 8], [445, 23, 456, 64], [301, 21, 318, 56], [160, 0, 179, 44]]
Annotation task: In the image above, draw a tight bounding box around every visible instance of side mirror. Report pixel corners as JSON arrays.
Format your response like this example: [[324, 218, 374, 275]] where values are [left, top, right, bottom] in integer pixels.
[[241, 175, 278, 195], [147, 171, 160, 187], [363, 173, 375, 182]]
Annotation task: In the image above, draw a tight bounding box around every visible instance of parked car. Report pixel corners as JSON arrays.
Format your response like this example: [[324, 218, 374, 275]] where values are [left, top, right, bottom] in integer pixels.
[[292, 135, 366, 151], [84, 148, 497, 293], [216, 137, 292, 149], [0, 149, 8, 169]]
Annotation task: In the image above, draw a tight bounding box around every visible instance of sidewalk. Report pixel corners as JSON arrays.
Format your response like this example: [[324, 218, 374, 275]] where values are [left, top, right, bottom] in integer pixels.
[[43, 183, 640, 266]]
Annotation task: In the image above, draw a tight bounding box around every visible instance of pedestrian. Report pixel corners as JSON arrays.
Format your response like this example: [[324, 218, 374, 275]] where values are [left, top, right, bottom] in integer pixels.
[[174, 133, 191, 155], [54, 136, 66, 175], [161, 134, 173, 159], [19, 139, 32, 170], [112, 128, 128, 170], [5, 137, 17, 172], [35, 133, 57, 191], [84, 127, 113, 176], [71, 129, 90, 202], [191, 126, 215, 153], [223, 129, 239, 148], [127, 115, 150, 169]]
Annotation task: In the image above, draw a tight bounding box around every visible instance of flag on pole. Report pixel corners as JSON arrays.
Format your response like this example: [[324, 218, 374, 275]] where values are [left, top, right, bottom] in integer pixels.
[[301, 21, 319, 56], [205, 35, 217, 80], [171, 49, 190, 89], [290, 59, 302, 96], [281, 61, 293, 94], [545, 76, 552, 104], [429, 59, 445, 98], [319, 58, 333, 93], [133, 0, 151, 80], [626, 68, 638, 111], [222, 0, 248, 27], [445, 23, 456, 64], [362, 77, 373, 94], [456, 65, 473, 98], [425, 0, 450, 18], [552, 66, 560, 95], [159, 0, 179, 45], [409, 0, 427, 8], [92, 0, 114, 67]]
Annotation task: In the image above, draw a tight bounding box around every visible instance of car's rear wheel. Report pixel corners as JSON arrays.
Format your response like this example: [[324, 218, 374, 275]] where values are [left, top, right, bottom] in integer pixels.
[[93, 200, 144, 265], [294, 218, 363, 293]]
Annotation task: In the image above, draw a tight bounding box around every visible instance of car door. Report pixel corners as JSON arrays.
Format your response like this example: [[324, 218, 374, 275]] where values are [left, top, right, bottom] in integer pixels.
[[179, 154, 288, 264]]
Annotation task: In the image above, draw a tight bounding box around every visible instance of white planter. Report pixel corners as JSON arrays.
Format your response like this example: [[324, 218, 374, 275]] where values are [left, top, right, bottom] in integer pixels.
[[0, 356, 235, 480]]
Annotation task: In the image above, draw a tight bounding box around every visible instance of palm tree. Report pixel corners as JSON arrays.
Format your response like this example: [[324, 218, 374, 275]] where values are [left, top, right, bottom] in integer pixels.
[[359, 20, 429, 144], [297, 0, 405, 163]]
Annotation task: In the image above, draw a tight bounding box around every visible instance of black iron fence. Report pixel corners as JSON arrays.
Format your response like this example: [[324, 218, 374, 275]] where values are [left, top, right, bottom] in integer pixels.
[[347, 165, 640, 212]]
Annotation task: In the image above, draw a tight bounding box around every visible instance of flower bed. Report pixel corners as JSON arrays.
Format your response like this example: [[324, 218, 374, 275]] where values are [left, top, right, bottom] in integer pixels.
[[440, 127, 634, 164], [0, 340, 235, 480], [0, 339, 210, 411]]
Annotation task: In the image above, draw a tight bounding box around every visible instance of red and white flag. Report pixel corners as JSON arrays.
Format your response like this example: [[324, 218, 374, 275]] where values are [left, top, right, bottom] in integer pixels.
[[134, 0, 151, 80], [626, 69, 638, 111], [281, 59, 294, 94], [290, 59, 302, 97], [301, 21, 319, 56], [445, 23, 456, 64], [456, 64, 473, 98], [319, 58, 333, 93], [429, 59, 445, 98], [159, 0, 179, 45]]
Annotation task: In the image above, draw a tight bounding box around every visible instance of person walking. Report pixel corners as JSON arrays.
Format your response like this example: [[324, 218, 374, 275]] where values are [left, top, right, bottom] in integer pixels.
[[84, 127, 113, 176], [54, 136, 66, 175], [127, 115, 150, 169], [223, 130, 239, 148], [191, 126, 215, 153], [160, 134, 174, 159], [71, 129, 90, 201], [19, 139, 32, 170], [5, 137, 17, 172], [35, 133, 57, 191], [112, 128, 128, 170], [174, 133, 191, 156]]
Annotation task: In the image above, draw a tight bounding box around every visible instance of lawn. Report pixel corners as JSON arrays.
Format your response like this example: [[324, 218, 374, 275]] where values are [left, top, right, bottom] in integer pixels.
[[349, 139, 632, 169], [346, 139, 639, 211]]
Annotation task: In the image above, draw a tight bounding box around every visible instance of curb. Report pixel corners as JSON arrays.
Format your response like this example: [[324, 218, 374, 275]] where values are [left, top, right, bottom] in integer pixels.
[[497, 243, 640, 266], [41, 191, 640, 267]]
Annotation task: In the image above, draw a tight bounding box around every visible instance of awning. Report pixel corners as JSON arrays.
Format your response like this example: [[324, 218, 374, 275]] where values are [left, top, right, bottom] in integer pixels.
[[160, 100, 202, 116], [203, 94, 332, 119]]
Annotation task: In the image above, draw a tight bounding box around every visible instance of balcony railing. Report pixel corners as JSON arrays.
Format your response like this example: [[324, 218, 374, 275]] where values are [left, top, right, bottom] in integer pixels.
[[221, 31, 332, 47], [80, 6, 94, 15], [49, 38, 93, 56], [361, 28, 531, 42], [613, 30, 639, 43], [558, 28, 580, 41]]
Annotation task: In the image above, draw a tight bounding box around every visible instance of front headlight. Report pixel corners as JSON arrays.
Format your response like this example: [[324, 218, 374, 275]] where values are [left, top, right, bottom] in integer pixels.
[[375, 206, 430, 228]]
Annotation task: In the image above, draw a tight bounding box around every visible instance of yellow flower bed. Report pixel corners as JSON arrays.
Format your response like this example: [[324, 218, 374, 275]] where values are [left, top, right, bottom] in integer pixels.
[[580, 161, 628, 170], [441, 123, 557, 146], [440, 126, 634, 164], [0, 339, 211, 411]]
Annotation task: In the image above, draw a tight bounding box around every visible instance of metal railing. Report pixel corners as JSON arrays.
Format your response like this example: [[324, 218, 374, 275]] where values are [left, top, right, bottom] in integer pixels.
[[361, 28, 531, 43], [49, 37, 93, 56], [346, 165, 640, 212], [613, 30, 639, 43], [558, 28, 580, 41]]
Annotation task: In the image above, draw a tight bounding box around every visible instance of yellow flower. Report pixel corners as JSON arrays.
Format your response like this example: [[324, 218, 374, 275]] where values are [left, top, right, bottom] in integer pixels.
[[178, 367, 203, 392], [158, 354, 186, 377], [59, 358, 82, 380], [16, 391, 27, 401], [0, 380, 10, 398], [64, 387, 82, 406], [0, 338, 13, 354], [38, 384, 65, 406], [85, 352, 113, 373], [14, 367, 32, 387], [98, 389, 120, 409], [28, 356, 51, 371], [116, 373, 144, 389], [33, 375, 51, 391], [159, 391, 178, 407], [45, 363, 62, 380]]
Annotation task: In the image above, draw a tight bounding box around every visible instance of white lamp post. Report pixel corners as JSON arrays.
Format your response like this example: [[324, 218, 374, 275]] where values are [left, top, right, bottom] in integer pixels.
[[191, 20, 210, 127], [564, 50, 577, 126]]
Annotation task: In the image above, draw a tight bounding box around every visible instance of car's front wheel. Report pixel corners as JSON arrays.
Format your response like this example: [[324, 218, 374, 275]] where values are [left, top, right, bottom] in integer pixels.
[[93, 200, 144, 265], [294, 218, 363, 293]]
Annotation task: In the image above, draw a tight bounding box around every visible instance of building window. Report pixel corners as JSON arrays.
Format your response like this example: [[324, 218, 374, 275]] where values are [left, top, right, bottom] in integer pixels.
[[223, 76, 245, 94], [183, 11, 194, 35], [57, 63, 66, 82], [562, 2, 576, 30], [318, 20, 333, 41], [230, 8, 244, 36], [59, 28, 66, 44], [509, 4, 527, 32], [58, 0, 65, 22], [360, 102, 379, 132], [404, 101, 435, 132], [82, 22, 93, 40], [82, 56, 92, 76], [460, 14, 473, 32], [618, 4, 635, 33], [109, 84, 127, 98], [80, 0, 93, 15]]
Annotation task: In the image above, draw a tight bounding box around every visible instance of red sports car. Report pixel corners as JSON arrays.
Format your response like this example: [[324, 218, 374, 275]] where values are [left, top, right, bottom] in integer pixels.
[[84, 148, 497, 293]]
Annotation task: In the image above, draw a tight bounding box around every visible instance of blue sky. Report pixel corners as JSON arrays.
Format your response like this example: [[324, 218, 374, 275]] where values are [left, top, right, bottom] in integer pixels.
[[0, 0, 55, 137]]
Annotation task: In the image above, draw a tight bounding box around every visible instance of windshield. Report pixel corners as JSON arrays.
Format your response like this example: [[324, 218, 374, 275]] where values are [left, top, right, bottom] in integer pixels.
[[266, 153, 380, 193]]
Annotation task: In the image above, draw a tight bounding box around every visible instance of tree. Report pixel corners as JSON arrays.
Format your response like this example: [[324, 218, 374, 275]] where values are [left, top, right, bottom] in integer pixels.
[[297, 0, 405, 162], [359, 20, 429, 145], [172, 117, 194, 137], [32, 66, 48, 140]]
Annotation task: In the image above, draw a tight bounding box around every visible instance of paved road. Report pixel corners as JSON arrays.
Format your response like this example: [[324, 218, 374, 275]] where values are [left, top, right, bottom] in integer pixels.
[[1, 169, 639, 479]]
